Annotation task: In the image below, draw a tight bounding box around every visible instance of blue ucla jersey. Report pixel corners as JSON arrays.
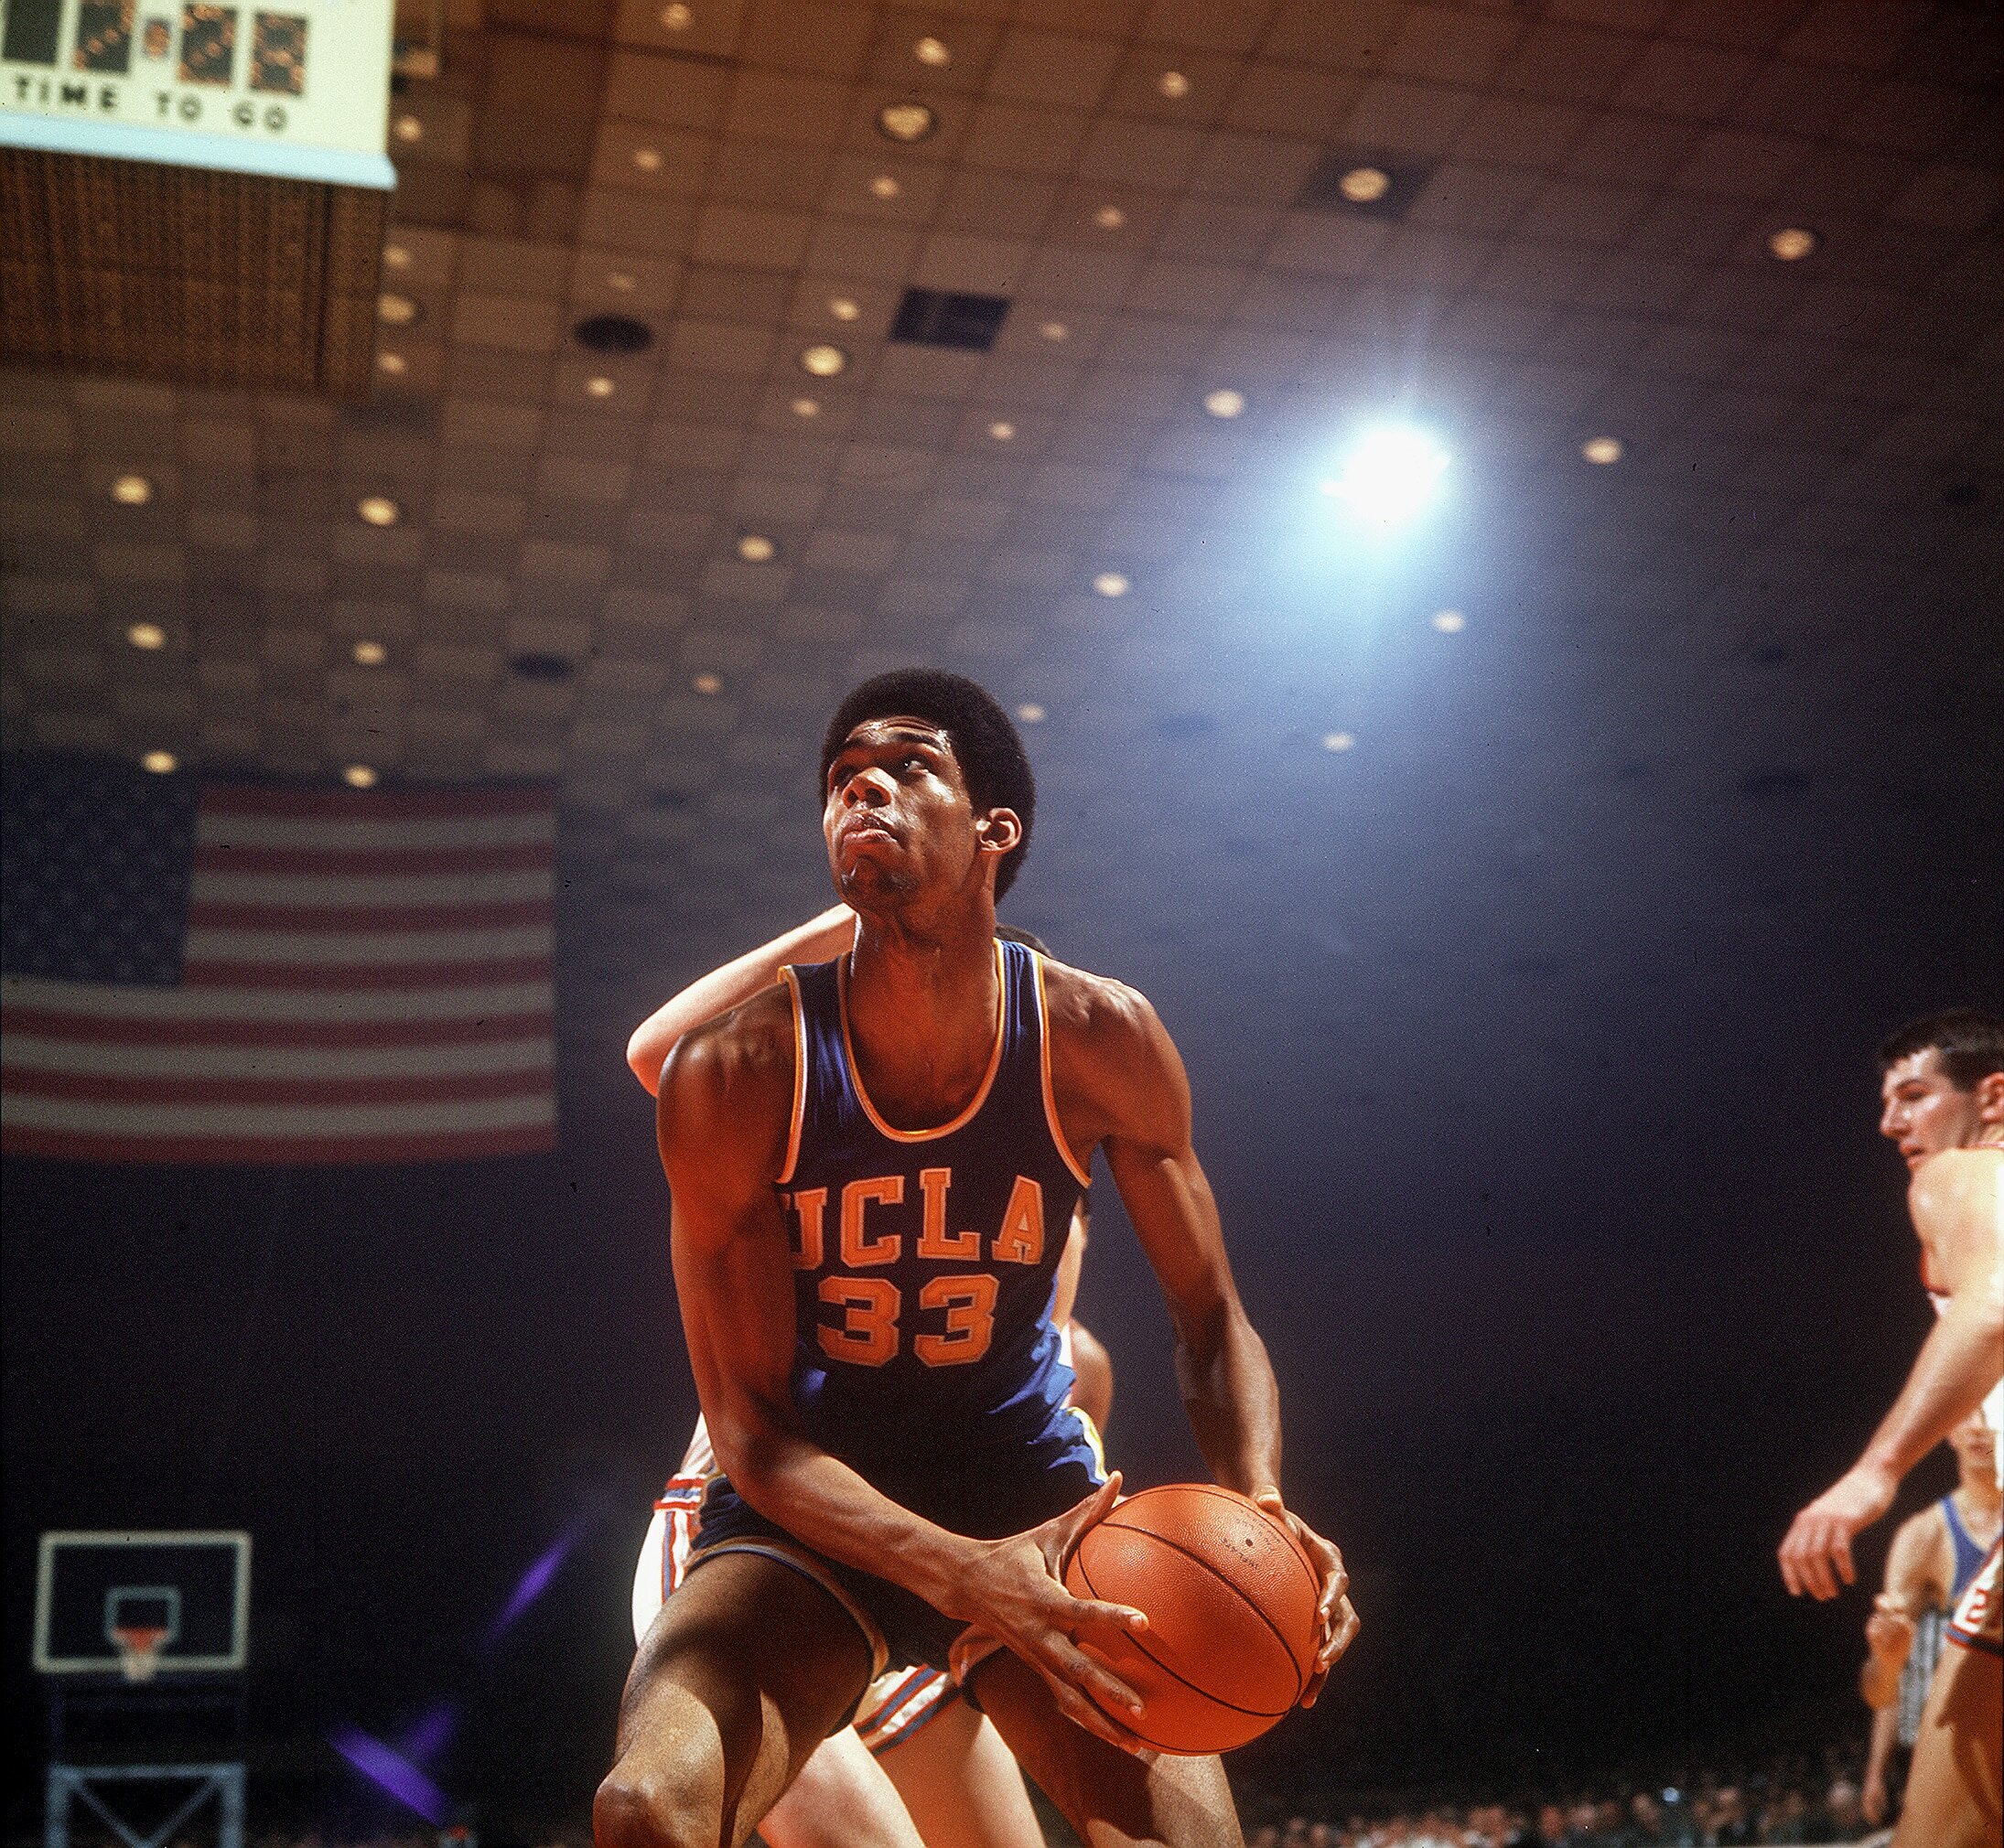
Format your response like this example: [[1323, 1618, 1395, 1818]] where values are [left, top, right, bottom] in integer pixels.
[[774, 938, 1090, 1467]]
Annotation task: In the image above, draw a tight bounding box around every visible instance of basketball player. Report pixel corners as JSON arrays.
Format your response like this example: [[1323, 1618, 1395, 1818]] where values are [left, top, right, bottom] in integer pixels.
[[625, 913, 1109, 1848], [596, 671, 1356, 1848], [1779, 1009, 2003, 1848], [1859, 1416, 1999, 1826]]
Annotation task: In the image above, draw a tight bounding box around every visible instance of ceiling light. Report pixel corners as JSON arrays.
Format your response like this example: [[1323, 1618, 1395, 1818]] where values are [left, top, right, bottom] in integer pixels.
[[879, 102, 937, 143], [1092, 571, 1130, 598], [1320, 424, 1450, 528], [140, 750, 178, 774], [376, 351, 406, 376], [586, 375, 615, 398], [1767, 226, 1818, 262], [1338, 166, 1391, 204], [792, 396, 821, 417], [1158, 70, 1190, 99], [125, 621, 167, 650], [343, 765, 380, 789], [913, 36, 951, 66], [109, 474, 153, 505], [660, 2, 692, 27], [382, 243, 411, 269], [1320, 732, 1356, 753], [1094, 205, 1126, 230], [869, 174, 901, 199], [377, 292, 417, 326], [1040, 320, 1069, 342], [829, 296, 861, 321], [631, 145, 663, 172], [691, 672, 724, 696], [737, 533, 777, 563], [987, 420, 1016, 441], [357, 495, 401, 526], [608, 270, 637, 292], [1203, 388, 1245, 419], [1430, 609, 1466, 633], [393, 113, 423, 143], [353, 640, 388, 665], [1581, 436, 1624, 466], [800, 343, 849, 377], [1016, 703, 1046, 724]]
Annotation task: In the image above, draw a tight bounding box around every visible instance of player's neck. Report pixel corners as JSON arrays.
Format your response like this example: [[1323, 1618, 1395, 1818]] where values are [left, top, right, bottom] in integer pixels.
[[846, 900, 1001, 1081], [1952, 1479, 2001, 1536]]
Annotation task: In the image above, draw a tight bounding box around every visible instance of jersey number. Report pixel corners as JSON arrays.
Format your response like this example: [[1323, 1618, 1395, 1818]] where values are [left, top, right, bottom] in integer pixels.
[[817, 1274, 997, 1369]]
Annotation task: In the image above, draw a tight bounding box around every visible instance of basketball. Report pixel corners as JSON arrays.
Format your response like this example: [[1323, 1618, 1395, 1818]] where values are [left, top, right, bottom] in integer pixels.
[[1062, 1483, 1322, 1755]]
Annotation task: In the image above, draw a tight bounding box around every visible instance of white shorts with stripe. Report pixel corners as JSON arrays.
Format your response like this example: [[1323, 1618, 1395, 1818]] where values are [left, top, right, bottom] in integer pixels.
[[630, 1419, 958, 1752]]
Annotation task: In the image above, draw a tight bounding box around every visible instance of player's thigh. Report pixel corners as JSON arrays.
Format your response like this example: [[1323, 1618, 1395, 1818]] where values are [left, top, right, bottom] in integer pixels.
[[598, 1553, 874, 1848], [1893, 1642, 2001, 1848], [968, 1651, 1242, 1848], [878, 1696, 1043, 1848], [762, 1726, 926, 1848]]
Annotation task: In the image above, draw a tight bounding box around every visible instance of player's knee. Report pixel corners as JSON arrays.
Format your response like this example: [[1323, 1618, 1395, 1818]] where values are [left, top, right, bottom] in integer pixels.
[[594, 1758, 713, 1848]]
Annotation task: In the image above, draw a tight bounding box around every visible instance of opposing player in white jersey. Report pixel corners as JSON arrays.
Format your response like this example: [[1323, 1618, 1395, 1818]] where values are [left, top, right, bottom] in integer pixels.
[[1780, 1009, 2003, 1848], [625, 907, 1110, 1848]]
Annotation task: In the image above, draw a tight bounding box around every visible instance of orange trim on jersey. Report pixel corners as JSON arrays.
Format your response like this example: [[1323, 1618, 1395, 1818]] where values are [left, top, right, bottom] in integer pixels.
[[1034, 951, 1092, 1187], [835, 940, 1007, 1144], [777, 966, 808, 1186], [685, 1537, 890, 1681]]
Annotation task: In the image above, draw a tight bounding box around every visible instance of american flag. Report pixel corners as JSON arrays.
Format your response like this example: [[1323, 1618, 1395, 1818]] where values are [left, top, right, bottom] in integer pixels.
[[2, 757, 557, 1165]]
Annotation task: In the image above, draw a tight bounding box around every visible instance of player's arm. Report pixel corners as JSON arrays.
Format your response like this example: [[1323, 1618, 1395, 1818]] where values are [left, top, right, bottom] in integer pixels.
[[1058, 973, 1360, 1698], [627, 904, 856, 1093], [1781, 1152, 2003, 1599], [1861, 1702, 1898, 1828], [656, 1005, 1154, 1754], [1859, 1509, 1939, 1709]]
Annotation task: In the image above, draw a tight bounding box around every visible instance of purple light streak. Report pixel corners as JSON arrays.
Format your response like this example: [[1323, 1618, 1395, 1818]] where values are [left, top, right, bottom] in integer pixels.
[[328, 1726, 451, 1825]]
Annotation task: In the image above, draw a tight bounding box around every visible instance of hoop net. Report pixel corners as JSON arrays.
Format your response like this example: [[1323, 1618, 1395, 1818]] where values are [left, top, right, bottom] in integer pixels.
[[112, 1625, 169, 1682]]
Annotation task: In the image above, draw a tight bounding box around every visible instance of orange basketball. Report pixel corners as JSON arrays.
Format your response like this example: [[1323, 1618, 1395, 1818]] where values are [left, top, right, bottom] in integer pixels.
[[1061, 1482, 1321, 1755]]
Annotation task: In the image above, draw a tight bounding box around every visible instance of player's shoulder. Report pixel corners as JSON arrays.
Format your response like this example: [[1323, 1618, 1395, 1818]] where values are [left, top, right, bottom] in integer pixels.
[[658, 981, 796, 1117], [1040, 957, 1162, 1048], [1909, 1146, 2002, 1218]]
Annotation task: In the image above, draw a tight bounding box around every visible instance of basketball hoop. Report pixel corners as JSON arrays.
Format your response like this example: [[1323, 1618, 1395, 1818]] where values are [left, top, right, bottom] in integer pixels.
[[113, 1625, 170, 1683]]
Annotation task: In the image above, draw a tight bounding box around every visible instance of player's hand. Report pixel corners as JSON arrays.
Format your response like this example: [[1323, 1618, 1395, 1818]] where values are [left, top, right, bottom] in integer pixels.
[[945, 1472, 1157, 1757], [1861, 1773, 1888, 1827], [1254, 1488, 1359, 1706], [1778, 1460, 1899, 1600], [1865, 1595, 1916, 1666]]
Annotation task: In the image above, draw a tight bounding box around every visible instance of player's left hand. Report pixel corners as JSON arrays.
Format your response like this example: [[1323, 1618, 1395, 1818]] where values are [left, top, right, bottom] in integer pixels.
[[1778, 1460, 1899, 1600], [1254, 1488, 1358, 1706]]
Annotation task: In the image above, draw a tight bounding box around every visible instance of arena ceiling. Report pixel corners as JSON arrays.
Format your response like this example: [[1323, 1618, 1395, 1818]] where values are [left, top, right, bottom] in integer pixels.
[[3, 0, 2000, 1087]]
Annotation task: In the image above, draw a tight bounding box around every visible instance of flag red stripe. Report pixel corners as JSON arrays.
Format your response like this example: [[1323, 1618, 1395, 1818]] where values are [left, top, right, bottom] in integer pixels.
[[4, 1009, 552, 1049], [181, 957, 552, 990], [193, 843, 553, 876], [188, 900, 553, 932], [1, 1124, 556, 1165], [199, 786, 555, 821], [4, 1068, 552, 1107]]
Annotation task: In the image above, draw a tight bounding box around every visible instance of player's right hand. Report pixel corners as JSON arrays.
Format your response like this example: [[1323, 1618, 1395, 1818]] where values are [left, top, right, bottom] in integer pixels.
[[1865, 1595, 1916, 1665], [944, 1472, 1158, 1757], [1778, 1459, 1899, 1600]]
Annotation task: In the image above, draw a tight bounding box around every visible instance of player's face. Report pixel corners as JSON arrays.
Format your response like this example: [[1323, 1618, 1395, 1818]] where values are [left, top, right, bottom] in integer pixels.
[[1948, 1416, 1996, 1478], [823, 717, 987, 907], [1879, 1049, 1986, 1168]]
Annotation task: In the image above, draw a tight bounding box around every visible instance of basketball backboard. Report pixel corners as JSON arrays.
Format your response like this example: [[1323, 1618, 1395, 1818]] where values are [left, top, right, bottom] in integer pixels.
[[34, 1533, 250, 1678]]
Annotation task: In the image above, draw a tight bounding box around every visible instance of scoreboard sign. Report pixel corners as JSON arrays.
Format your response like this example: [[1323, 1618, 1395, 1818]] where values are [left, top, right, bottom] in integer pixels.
[[1, 0, 393, 188]]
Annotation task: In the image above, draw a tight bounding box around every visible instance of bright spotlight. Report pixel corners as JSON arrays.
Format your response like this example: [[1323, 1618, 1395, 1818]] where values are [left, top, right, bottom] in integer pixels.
[[1320, 424, 1450, 529]]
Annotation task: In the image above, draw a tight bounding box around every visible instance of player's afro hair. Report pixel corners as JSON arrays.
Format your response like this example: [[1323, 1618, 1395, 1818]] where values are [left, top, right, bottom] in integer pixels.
[[1879, 1008, 2004, 1091], [820, 669, 1035, 899]]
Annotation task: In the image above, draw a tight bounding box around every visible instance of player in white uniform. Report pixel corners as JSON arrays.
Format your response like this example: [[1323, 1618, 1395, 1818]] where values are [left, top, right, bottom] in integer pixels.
[[624, 909, 1111, 1848], [1780, 1009, 2003, 1848]]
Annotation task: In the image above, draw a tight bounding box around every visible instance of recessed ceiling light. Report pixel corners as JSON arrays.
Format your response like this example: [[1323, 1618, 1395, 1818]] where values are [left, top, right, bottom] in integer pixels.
[[353, 640, 388, 665], [1767, 226, 1818, 262], [393, 113, 423, 143], [660, 2, 692, 27], [140, 750, 178, 774], [800, 343, 849, 377], [343, 764, 380, 789], [1092, 571, 1130, 598], [829, 296, 861, 322], [357, 495, 401, 526], [109, 474, 153, 505], [1321, 732, 1355, 753], [792, 396, 821, 418], [1094, 205, 1126, 230], [913, 36, 951, 66], [382, 243, 411, 270], [737, 533, 777, 563], [869, 174, 901, 199], [1430, 609, 1466, 633], [376, 351, 407, 376], [1339, 166, 1391, 204], [1322, 424, 1451, 527], [878, 102, 936, 144], [631, 145, 663, 172], [377, 292, 418, 326], [586, 375, 615, 398], [1016, 703, 1046, 724], [691, 672, 724, 696], [1158, 70, 1190, 99], [987, 420, 1017, 441], [1203, 388, 1245, 419], [125, 621, 167, 650], [608, 270, 637, 292], [1040, 320, 1069, 342], [1581, 436, 1624, 466]]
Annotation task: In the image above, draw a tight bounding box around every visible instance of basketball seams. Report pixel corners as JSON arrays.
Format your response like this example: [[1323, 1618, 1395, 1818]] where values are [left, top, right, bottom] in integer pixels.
[[1078, 1525, 1305, 1708], [1124, 1482, 1323, 1608]]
